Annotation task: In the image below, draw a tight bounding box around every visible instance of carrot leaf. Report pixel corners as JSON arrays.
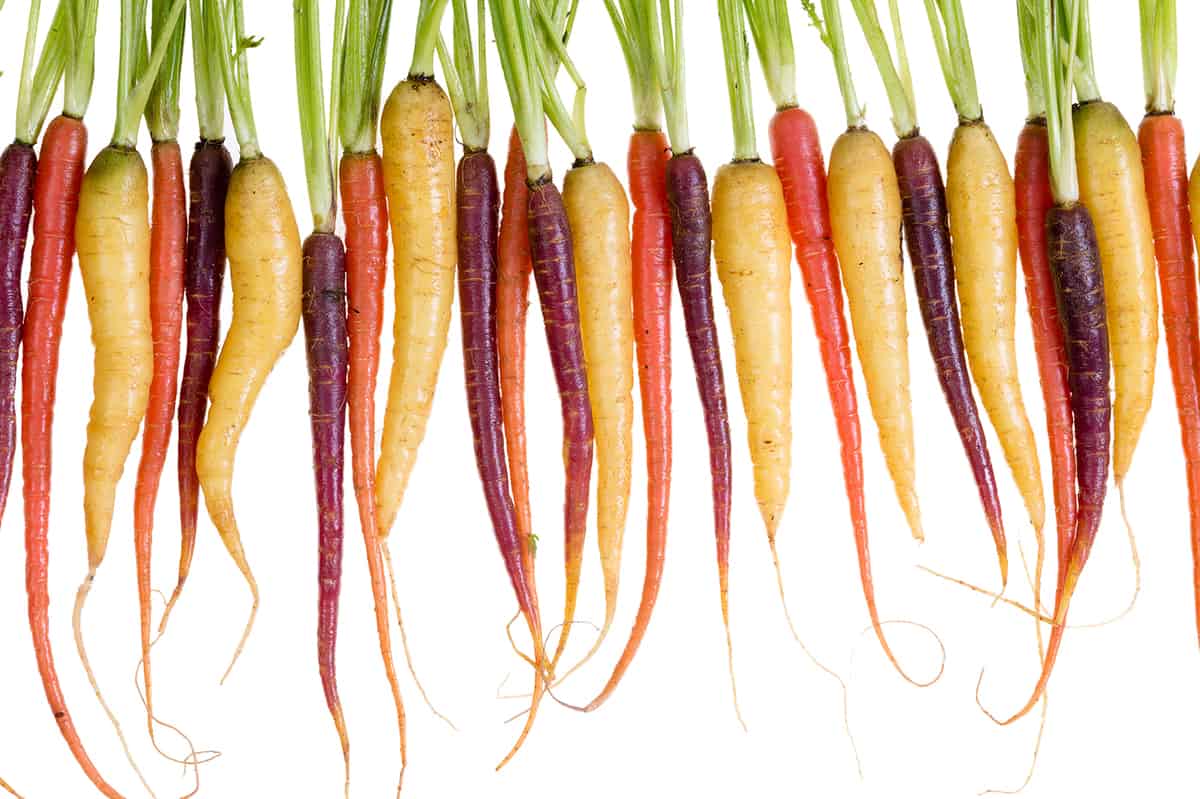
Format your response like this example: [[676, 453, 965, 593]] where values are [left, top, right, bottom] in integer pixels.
[[410, 0, 449, 78], [208, 0, 260, 158], [1139, 0, 1176, 113], [741, 0, 796, 111], [848, 0, 917, 137], [294, 0, 339, 232], [146, 0, 187, 142], [338, 0, 393, 153], [1016, 0, 1044, 119], [1040, 0, 1079, 203], [436, 0, 489, 151], [646, 0, 690, 153], [809, 0, 864, 130], [490, 0, 550, 179], [923, 0, 981, 122], [530, 0, 590, 162], [604, 0, 662, 132], [716, 0, 757, 161], [15, 0, 73, 144], [112, 0, 186, 148]]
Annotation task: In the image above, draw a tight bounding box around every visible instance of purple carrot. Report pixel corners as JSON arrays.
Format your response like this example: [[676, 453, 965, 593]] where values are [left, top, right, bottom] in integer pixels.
[[457, 150, 540, 631], [0, 141, 35, 524], [302, 230, 350, 771], [892, 133, 1007, 585], [526, 176, 594, 674], [163, 138, 232, 632]]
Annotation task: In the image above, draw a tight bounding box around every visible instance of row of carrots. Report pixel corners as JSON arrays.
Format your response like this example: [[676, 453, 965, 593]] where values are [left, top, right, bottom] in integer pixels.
[[0, 0, 1192, 795]]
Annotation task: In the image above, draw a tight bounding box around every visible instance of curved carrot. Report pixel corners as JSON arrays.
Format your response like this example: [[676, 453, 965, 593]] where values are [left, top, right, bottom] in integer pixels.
[[23, 114, 125, 799], [167, 139, 232, 629], [498, 126, 536, 583], [134, 138, 185, 735], [340, 149, 408, 758], [0, 141, 33, 528]]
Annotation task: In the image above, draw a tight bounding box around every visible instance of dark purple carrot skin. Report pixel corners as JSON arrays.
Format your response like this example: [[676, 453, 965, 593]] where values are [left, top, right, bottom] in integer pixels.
[[526, 175, 594, 664], [458, 150, 539, 626], [302, 231, 349, 730], [1048, 203, 1110, 592], [171, 139, 233, 617], [892, 134, 1006, 582], [0, 141, 35, 524], [665, 152, 733, 591]]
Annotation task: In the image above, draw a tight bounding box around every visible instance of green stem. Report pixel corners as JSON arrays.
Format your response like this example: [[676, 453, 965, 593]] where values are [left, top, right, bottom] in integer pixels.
[[146, 0, 187, 141], [742, 0, 797, 110], [1065, 0, 1099, 101], [63, 0, 100, 118], [14, 0, 43, 142], [16, 0, 71, 144], [112, 0, 186, 147], [190, 0, 224, 138], [849, 0, 916, 137], [717, 0, 756, 160], [294, 0, 335, 231], [605, 0, 661, 130], [410, 0, 449, 78], [490, 0, 549, 179], [436, 0, 489, 150], [1041, 0, 1078, 202], [1017, 0, 1045, 119], [808, 0, 864, 129], [1140, 0, 1176, 113], [532, 0, 589, 161], [647, 0, 690, 152], [209, 0, 260, 158], [923, 0, 981, 122], [338, 0, 393, 153]]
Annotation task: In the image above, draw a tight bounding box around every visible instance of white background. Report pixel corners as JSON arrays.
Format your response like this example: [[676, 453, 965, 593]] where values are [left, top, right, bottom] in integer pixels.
[[0, 1, 1195, 797]]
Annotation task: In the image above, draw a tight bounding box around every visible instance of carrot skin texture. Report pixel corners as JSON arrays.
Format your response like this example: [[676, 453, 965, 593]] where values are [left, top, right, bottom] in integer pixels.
[[947, 122, 1045, 533], [0, 141, 35, 524], [302, 232, 351, 768], [563, 161, 635, 642], [1074, 101, 1157, 483], [666, 152, 733, 625], [23, 116, 125, 799], [585, 130, 672, 707], [527, 177, 594, 671], [827, 129, 921, 541], [1016, 121, 1076, 583], [711, 161, 792, 539], [171, 139, 233, 621], [135, 140, 186, 723], [376, 77, 457, 538], [498, 127, 536, 582], [893, 134, 1006, 582]]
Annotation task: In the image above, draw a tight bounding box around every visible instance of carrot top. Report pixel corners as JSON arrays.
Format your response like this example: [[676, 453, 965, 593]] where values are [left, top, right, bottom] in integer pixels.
[[110, 0, 186, 148], [294, 0, 343, 232], [922, 0, 981, 123], [207, 0, 263, 158], [1033, 0, 1080, 203], [338, 0, 393, 153], [436, 0, 490, 152], [1139, 0, 1176, 113], [145, 0, 187, 141], [531, 0, 590, 163], [13, 0, 71, 145], [848, 0, 917, 138], [646, 0, 689, 153], [1063, 0, 1099, 103], [742, 0, 796, 111], [189, 0, 224, 138], [1016, 0, 1045, 118], [410, 0, 450, 79], [491, 0, 550, 178], [604, 0, 661, 132], [804, 0, 866, 130], [716, 0, 757, 161]]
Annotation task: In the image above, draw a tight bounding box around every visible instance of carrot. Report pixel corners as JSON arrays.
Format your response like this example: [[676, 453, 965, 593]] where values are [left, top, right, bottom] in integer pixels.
[[851, 0, 1006, 583], [924, 0, 1045, 541], [490, 0, 591, 764], [133, 0, 187, 745], [338, 0, 408, 782], [197, 0, 303, 680], [19, 3, 120, 794], [1069, 2, 1157, 492], [163, 0, 235, 633], [295, 1, 353, 787], [374, 0, 456, 543], [983, 0, 1109, 724]]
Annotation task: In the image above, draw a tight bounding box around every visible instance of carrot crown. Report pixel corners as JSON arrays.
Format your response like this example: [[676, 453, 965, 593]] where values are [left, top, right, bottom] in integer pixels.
[[807, 0, 865, 130], [146, 0, 187, 142], [207, 0, 261, 158], [1139, 0, 1176, 113], [111, 0, 187, 148], [848, 0, 917, 138], [1016, 0, 1045, 119], [294, 0, 342, 232], [646, 0, 691, 153], [1036, 0, 1080, 203], [605, 0, 662, 132], [716, 0, 758, 160], [741, 0, 797, 111], [437, 0, 490, 152], [922, 0, 981, 123], [13, 0, 71, 144], [410, 0, 450, 79], [338, 0, 392, 154]]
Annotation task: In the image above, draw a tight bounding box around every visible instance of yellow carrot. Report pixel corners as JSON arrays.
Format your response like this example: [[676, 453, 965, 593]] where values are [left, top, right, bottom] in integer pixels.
[[712, 160, 792, 540], [561, 160, 634, 662], [947, 121, 1045, 532], [1074, 100, 1158, 484], [827, 128, 922, 540], [197, 155, 303, 678], [375, 76, 457, 539]]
